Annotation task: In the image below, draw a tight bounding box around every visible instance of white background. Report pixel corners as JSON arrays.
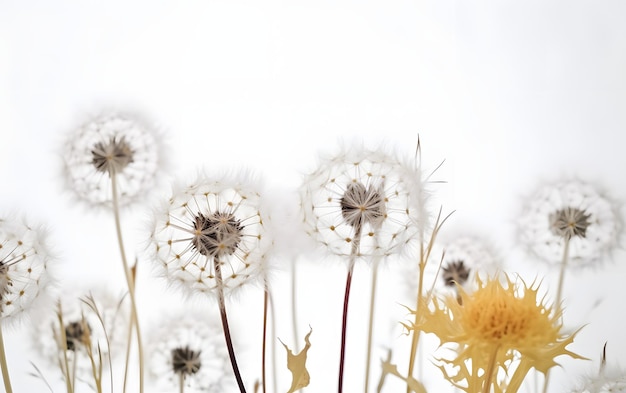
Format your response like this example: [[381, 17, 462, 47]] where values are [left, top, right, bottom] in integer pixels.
[[1, 1, 626, 392]]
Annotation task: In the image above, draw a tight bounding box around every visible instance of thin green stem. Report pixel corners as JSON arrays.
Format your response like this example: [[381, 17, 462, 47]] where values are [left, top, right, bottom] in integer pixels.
[[0, 323, 13, 393], [542, 236, 570, 393], [110, 174, 144, 393], [214, 258, 247, 393]]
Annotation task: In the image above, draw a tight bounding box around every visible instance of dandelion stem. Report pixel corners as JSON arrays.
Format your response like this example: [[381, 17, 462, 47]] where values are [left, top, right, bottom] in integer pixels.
[[0, 323, 13, 393], [338, 224, 362, 393], [111, 174, 144, 393], [542, 236, 571, 393], [291, 259, 300, 352], [214, 257, 247, 393], [269, 289, 278, 393], [179, 373, 185, 393], [364, 257, 381, 393], [262, 286, 268, 393], [483, 345, 500, 393]]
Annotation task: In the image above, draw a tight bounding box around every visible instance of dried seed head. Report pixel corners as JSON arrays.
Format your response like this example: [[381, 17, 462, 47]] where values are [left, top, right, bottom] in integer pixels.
[[62, 113, 166, 209], [91, 136, 135, 177], [549, 207, 592, 240], [519, 180, 622, 268], [300, 144, 418, 258], [340, 182, 386, 228], [192, 212, 244, 258], [150, 172, 272, 298], [0, 216, 54, 323], [148, 310, 231, 392], [65, 320, 91, 351], [171, 346, 202, 376], [441, 260, 471, 287]]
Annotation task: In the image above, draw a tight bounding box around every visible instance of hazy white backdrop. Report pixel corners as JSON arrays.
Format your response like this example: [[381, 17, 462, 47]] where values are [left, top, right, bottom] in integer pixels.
[[1, 1, 626, 392]]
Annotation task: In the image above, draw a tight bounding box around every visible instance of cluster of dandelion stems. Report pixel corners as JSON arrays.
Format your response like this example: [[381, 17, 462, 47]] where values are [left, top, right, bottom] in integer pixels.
[[52, 296, 115, 393]]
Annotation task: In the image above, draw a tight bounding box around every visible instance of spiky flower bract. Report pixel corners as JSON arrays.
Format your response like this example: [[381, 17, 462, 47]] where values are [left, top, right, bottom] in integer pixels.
[[417, 274, 584, 393], [0, 215, 54, 324], [149, 171, 272, 298], [147, 310, 232, 393], [62, 112, 165, 209], [31, 287, 128, 384], [519, 180, 622, 268], [299, 143, 417, 260]]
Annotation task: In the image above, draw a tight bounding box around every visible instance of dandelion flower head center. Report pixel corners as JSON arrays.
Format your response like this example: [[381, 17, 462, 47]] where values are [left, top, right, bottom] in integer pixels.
[[171, 346, 202, 376], [91, 136, 135, 177], [549, 206, 592, 240], [191, 211, 244, 258], [442, 260, 471, 287], [65, 320, 91, 351], [340, 181, 386, 228], [460, 279, 556, 346]]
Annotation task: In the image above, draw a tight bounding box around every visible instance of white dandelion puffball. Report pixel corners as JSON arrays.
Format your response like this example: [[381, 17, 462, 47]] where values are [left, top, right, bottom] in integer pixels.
[[147, 311, 232, 393], [519, 180, 622, 268], [150, 172, 272, 298], [300, 145, 417, 259], [0, 215, 54, 324], [31, 287, 129, 382], [570, 365, 626, 393], [62, 113, 164, 208]]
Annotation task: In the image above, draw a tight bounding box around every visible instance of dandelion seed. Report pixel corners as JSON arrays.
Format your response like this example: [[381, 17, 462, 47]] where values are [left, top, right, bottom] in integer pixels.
[[62, 113, 165, 209], [519, 180, 622, 268]]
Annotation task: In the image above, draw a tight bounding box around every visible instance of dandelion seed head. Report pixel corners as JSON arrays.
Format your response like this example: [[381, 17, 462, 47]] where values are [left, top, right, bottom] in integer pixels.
[[149, 171, 272, 298], [148, 310, 231, 392], [519, 180, 622, 268], [62, 113, 166, 209], [30, 286, 129, 379], [0, 215, 54, 324], [299, 144, 417, 259]]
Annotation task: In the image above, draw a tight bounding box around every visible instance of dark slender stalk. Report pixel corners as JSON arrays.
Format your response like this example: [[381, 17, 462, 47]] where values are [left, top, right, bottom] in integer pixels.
[[338, 225, 362, 393], [214, 258, 247, 393], [262, 288, 268, 393]]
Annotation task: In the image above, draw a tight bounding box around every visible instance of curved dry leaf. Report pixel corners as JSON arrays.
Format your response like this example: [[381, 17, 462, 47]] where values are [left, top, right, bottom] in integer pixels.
[[279, 327, 313, 393]]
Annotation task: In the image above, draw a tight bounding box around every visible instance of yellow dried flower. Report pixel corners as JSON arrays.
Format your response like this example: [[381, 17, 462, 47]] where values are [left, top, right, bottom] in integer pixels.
[[417, 275, 584, 393]]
